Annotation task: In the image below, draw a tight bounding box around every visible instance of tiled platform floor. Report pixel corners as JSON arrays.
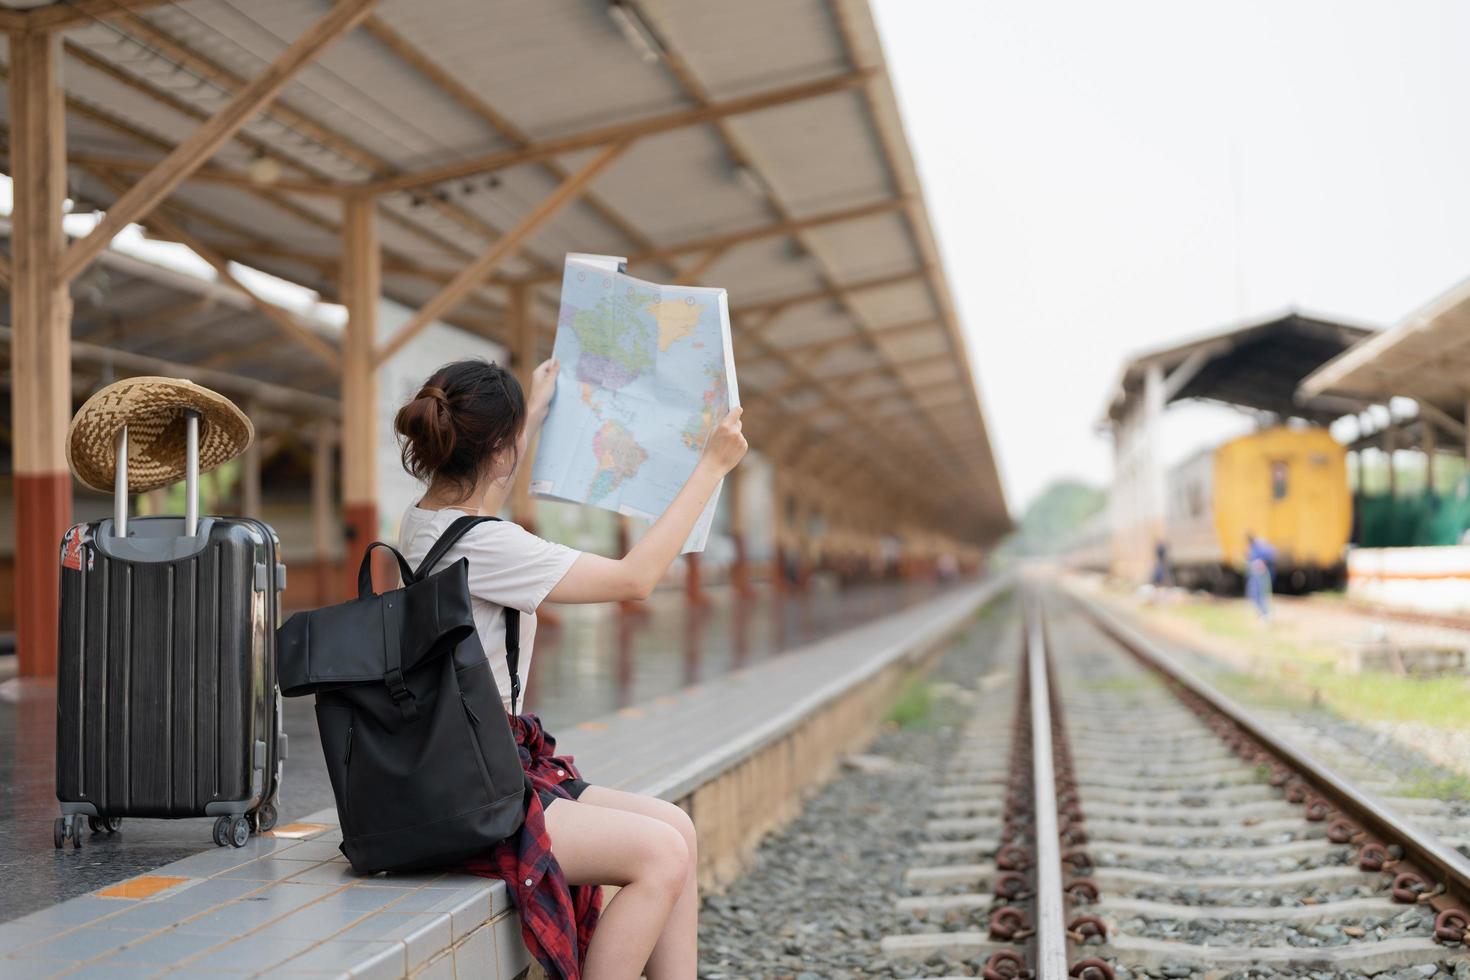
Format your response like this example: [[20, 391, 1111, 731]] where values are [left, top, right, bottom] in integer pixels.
[[0, 579, 996, 979], [0, 581, 948, 922], [0, 809, 529, 980]]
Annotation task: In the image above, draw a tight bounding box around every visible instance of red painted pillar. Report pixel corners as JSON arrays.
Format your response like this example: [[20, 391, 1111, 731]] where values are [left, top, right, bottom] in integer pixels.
[[10, 31, 72, 678], [15, 476, 69, 677], [684, 552, 708, 606]]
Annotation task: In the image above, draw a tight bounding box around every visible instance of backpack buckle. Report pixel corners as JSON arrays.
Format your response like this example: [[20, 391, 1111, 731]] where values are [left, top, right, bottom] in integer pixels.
[[384, 668, 419, 720]]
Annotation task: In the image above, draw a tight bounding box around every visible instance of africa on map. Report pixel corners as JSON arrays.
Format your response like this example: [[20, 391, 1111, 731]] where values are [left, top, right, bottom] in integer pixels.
[[529, 254, 739, 553]]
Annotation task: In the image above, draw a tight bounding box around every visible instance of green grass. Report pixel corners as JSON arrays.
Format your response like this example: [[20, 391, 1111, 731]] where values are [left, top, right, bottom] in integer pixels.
[[1395, 772, 1470, 801], [1151, 600, 1470, 729], [886, 677, 935, 729]]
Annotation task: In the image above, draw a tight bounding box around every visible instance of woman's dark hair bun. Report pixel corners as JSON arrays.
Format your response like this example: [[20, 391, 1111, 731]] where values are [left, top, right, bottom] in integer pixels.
[[393, 359, 526, 499]]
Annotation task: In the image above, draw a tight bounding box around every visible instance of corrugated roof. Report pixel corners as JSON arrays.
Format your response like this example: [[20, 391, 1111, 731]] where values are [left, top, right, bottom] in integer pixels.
[[0, 0, 1008, 542], [1300, 275, 1470, 423]]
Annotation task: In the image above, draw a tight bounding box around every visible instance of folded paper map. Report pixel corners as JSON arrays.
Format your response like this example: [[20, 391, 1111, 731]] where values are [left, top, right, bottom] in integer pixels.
[[530, 254, 739, 553]]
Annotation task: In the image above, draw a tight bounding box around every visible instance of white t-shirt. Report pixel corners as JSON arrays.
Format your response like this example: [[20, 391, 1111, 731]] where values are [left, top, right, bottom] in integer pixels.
[[397, 505, 579, 712]]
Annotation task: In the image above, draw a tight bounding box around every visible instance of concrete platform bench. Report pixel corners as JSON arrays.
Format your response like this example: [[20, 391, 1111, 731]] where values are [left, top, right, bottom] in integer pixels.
[[0, 578, 1007, 979]]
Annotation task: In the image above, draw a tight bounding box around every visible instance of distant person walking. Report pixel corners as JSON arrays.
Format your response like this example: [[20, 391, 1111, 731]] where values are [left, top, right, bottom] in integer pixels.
[[1151, 540, 1171, 589], [1245, 531, 1276, 620]]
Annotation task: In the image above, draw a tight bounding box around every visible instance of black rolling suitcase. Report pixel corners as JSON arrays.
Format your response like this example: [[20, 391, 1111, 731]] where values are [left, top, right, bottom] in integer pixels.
[[53, 408, 287, 849]]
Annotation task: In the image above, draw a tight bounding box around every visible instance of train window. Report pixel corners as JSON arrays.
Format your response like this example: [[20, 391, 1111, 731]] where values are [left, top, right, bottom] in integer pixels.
[[1271, 461, 1289, 500]]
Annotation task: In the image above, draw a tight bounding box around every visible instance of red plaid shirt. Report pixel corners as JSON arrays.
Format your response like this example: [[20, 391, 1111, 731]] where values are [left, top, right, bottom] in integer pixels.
[[456, 714, 602, 980]]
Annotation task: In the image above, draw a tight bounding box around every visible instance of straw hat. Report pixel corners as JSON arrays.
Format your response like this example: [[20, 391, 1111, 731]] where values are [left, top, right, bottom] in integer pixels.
[[66, 376, 254, 493]]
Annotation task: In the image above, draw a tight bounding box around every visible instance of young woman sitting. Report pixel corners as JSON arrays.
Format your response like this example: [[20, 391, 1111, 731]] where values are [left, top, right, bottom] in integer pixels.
[[394, 356, 746, 980]]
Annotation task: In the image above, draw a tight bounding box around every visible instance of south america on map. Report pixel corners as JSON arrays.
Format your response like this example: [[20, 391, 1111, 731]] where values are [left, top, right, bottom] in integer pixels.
[[530, 253, 740, 553]]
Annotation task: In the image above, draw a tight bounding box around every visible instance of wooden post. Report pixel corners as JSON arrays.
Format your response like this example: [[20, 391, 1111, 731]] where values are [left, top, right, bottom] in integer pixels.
[[727, 466, 755, 599], [10, 30, 72, 678], [684, 553, 708, 606], [509, 282, 537, 528], [341, 195, 380, 599], [1424, 417, 1438, 499], [312, 419, 335, 607], [1384, 425, 1397, 499], [617, 515, 646, 617], [241, 400, 262, 519], [1464, 397, 1470, 466]]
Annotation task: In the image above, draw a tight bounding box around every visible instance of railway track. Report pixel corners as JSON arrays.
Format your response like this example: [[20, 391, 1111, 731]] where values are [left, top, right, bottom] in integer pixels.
[[882, 588, 1470, 978]]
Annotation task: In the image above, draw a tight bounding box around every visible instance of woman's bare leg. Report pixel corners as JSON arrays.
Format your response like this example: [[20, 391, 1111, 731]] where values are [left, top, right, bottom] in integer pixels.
[[542, 797, 689, 980], [576, 785, 698, 980]]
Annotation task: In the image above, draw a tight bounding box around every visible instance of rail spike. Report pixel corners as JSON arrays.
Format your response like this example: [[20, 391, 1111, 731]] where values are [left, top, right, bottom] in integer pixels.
[[1069, 957, 1116, 980], [1434, 908, 1468, 946], [982, 949, 1033, 980]]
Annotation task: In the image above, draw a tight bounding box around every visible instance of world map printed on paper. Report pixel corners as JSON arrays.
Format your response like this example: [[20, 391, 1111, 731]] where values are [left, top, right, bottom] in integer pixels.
[[529, 254, 740, 553]]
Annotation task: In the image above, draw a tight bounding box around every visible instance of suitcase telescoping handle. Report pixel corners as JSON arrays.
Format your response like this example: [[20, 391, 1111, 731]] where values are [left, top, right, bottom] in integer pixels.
[[113, 408, 200, 538]]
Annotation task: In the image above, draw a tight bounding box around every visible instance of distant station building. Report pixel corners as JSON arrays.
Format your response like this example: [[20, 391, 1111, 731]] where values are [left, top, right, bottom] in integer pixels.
[[1302, 277, 1470, 609], [1100, 311, 1372, 580], [0, 0, 1009, 677]]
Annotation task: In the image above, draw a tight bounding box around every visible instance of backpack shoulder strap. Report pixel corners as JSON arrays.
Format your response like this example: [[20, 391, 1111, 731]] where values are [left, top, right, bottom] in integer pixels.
[[414, 514, 524, 715], [414, 514, 500, 580]]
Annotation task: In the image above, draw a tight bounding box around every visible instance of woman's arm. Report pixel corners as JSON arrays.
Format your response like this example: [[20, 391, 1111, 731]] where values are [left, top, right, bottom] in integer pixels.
[[546, 407, 747, 604], [479, 357, 560, 516]]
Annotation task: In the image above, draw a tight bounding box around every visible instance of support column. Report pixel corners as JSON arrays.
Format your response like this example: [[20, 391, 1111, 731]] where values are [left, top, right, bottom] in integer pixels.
[[10, 31, 72, 678], [684, 552, 707, 606], [241, 400, 262, 519], [617, 515, 646, 616], [311, 419, 335, 607], [341, 195, 380, 598], [508, 281, 537, 529], [726, 467, 755, 599], [1384, 425, 1398, 499], [1424, 418, 1438, 498], [1463, 397, 1470, 466]]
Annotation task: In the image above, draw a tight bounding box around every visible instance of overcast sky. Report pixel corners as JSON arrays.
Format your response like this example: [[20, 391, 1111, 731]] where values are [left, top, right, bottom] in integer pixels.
[[870, 0, 1470, 513]]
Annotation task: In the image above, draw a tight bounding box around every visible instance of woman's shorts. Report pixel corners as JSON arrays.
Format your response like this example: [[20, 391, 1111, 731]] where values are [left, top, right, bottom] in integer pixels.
[[537, 776, 590, 810]]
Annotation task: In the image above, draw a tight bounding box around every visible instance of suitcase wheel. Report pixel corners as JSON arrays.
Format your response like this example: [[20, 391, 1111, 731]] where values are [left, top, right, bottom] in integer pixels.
[[87, 816, 122, 835], [54, 815, 82, 850], [213, 815, 251, 849]]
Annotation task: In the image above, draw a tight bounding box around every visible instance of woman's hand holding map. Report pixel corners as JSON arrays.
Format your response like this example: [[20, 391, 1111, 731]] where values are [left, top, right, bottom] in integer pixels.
[[527, 356, 560, 426], [698, 406, 747, 476]]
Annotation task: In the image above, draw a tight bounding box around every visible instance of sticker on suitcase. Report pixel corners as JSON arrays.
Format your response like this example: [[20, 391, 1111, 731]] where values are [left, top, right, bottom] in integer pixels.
[[61, 525, 84, 571]]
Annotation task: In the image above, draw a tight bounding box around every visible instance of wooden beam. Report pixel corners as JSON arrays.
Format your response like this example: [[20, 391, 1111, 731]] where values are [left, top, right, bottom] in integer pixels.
[[68, 152, 345, 196], [375, 140, 631, 366], [629, 197, 907, 274], [198, 331, 285, 371], [27, 0, 174, 31], [737, 269, 926, 322], [673, 245, 731, 286], [358, 14, 667, 279], [367, 70, 872, 196], [77, 295, 217, 342], [0, 249, 11, 288], [59, 0, 380, 283], [58, 24, 528, 300], [92, 171, 341, 368]]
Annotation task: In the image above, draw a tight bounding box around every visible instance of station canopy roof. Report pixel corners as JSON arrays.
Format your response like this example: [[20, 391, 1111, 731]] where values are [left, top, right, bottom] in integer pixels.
[[0, 0, 1009, 544], [1300, 275, 1470, 426], [1103, 310, 1377, 427]]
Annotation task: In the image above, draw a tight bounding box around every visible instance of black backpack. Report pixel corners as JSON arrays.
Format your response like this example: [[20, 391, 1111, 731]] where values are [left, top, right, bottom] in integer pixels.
[[277, 516, 526, 874]]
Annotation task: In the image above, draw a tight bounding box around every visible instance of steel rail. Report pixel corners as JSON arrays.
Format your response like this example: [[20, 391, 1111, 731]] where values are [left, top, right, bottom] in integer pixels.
[[1069, 586, 1470, 923], [1026, 594, 1072, 977]]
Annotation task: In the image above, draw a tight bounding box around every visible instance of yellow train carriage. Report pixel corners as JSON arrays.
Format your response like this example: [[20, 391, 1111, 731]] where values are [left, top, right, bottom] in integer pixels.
[[1165, 426, 1350, 591]]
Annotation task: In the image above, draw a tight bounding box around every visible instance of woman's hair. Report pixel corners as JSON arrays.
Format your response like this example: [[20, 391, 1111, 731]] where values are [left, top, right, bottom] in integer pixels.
[[394, 359, 526, 499]]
